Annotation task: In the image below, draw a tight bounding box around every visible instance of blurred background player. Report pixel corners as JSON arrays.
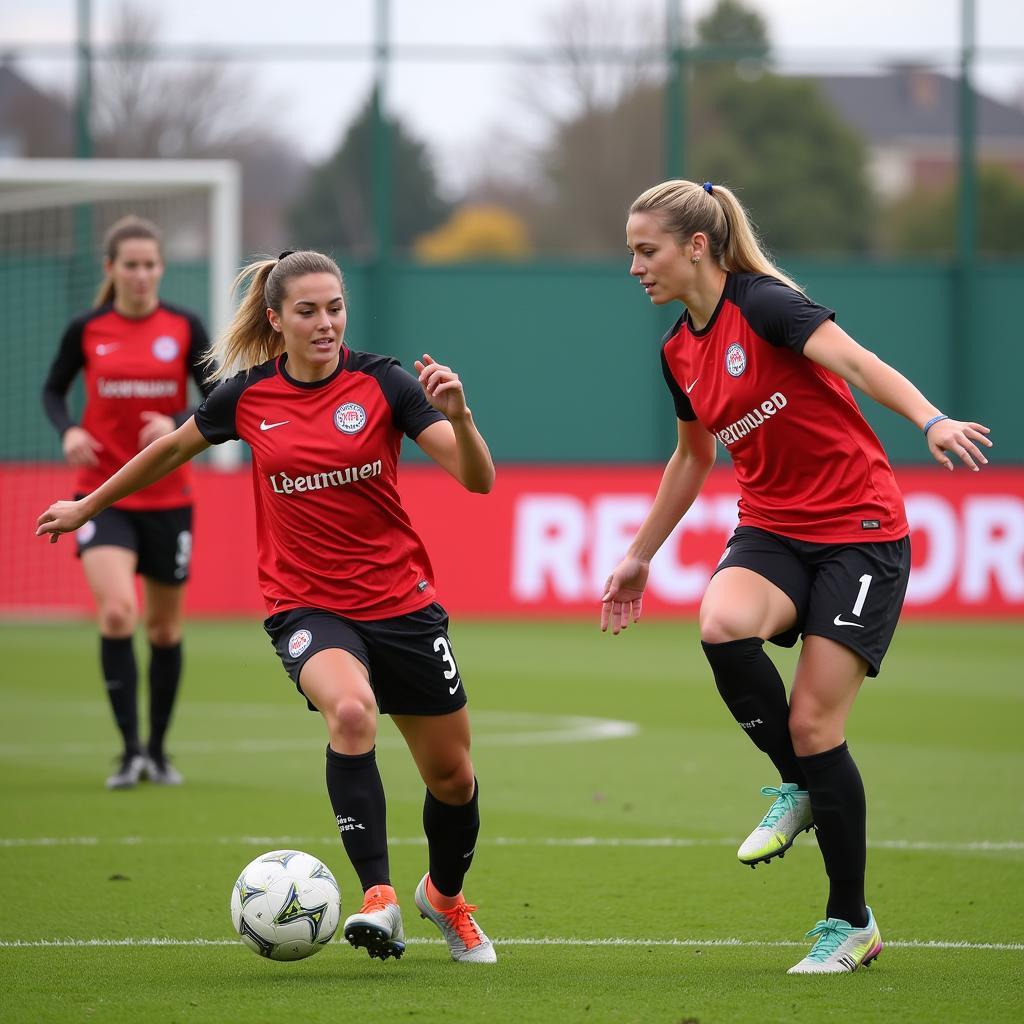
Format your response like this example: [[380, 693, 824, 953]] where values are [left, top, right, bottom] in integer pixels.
[[37, 249, 498, 965], [602, 179, 993, 974], [41, 215, 213, 789]]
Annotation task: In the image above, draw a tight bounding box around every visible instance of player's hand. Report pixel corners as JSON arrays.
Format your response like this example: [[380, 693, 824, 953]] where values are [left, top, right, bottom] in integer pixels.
[[62, 426, 102, 467], [36, 499, 91, 544], [601, 556, 650, 635], [139, 411, 176, 449], [926, 418, 992, 472], [414, 354, 469, 420]]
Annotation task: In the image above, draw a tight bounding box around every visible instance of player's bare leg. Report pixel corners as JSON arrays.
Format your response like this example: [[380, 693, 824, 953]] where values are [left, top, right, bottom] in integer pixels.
[[700, 567, 813, 865], [394, 710, 496, 963], [788, 636, 874, 967], [82, 546, 144, 788], [141, 577, 186, 783], [303, 650, 405, 960]]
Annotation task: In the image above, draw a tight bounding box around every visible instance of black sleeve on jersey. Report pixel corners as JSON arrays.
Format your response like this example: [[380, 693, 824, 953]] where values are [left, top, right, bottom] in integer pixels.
[[742, 275, 835, 354], [661, 348, 696, 421], [379, 361, 447, 439], [173, 309, 216, 428], [193, 371, 249, 444], [41, 316, 87, 437]]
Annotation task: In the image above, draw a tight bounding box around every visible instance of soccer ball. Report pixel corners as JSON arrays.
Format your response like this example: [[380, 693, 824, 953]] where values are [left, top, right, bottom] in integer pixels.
[[230, 849, 341, 961]]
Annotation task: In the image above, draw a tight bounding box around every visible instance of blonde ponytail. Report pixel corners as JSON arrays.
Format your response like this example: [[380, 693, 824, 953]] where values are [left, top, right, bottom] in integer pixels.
[[204, 250, 345, 381], [93, 215, 163, 307], [630, 180, 804, 294]]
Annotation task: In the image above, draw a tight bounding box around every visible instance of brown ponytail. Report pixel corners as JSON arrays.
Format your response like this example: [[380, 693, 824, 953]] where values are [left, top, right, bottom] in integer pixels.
[[93, 215, 163, 307], [204, 250, 345, 381], [630, 180, 804, 294]]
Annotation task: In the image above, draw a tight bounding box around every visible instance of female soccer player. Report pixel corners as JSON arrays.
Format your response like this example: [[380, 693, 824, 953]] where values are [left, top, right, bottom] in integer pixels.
[[42, 215, 212, 790], [37, 249, 497, 965], [602, 180, 992, 974]]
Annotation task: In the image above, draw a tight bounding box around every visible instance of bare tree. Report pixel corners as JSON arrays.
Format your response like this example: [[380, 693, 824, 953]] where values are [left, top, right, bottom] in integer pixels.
[[92, 2, 269, 158], [459, 0, 665, 251], [88, 2, 305, 253], [513, 0, 663, 129]]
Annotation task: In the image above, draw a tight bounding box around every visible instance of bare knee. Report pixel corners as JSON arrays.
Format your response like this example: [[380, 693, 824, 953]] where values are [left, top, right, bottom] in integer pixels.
[[426, 758, 476, 806], [788, 707, 841, 757], [98, 598, 137, 637], [699, 609, 754, 646], [324, 697, 377, 750], [145, 618, 181, 647]]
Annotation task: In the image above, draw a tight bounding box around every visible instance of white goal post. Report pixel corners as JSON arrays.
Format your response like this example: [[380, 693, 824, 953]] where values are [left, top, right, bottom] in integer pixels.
[[0, 158, 242, 467], [0, 158, 240, 350]]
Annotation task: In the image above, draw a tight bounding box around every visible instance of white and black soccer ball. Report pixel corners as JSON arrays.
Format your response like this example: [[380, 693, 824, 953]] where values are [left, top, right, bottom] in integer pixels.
[[230, 849, 341, 961]]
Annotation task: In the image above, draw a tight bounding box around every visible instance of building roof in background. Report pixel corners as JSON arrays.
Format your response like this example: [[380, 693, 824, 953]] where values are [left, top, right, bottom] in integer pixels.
[[813, 68, 1024, 142]]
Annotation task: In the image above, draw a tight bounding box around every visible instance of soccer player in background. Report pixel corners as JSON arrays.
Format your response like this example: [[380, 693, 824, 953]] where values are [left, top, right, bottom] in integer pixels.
[[42, 215, 212, 790], [601, 180, 993, 974], [37, 249, 498, 965]]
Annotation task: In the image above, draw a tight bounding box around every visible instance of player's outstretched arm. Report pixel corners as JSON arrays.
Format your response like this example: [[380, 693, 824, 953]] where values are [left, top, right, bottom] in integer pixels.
[[601, 419, 716, 635], [36, 418, 211, 542], [414, 353, 495, 494], [802, 320, 993, 471]]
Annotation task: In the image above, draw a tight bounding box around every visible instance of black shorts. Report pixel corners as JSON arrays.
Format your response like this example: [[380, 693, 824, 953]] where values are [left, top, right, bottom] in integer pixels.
[[263, 602, 468, 716], [713, 526, 911, 677], [74, 499, 193, 586]]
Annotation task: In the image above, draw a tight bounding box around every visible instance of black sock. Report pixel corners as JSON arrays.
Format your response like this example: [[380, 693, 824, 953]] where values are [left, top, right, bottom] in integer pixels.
[[798, 741, 868, 928], [423, 780, 480, 898], [702, 638, 806, 788], [100, 636, 139, 755], [325, 745, 390, 891], [147, 641, 182, 759]]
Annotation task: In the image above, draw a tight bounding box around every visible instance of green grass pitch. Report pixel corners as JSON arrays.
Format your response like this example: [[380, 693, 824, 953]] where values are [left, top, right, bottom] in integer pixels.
[[1, 618, 1021, 1023]]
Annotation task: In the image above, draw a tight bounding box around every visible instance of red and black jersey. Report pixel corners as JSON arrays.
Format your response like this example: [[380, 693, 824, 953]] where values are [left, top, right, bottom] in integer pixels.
[[661, 272, 908, 543], [43, 302, 212, 510], [194, 347, 446, 621]]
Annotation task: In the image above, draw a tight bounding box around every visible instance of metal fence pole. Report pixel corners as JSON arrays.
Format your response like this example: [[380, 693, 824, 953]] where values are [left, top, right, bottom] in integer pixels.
[[956, 0, 977, 411], [370, 0, 393, 354], [664, 0, 686, 180]]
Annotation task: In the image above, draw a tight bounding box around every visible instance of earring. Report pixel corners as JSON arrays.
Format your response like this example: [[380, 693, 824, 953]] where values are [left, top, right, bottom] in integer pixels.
[[690, 255, 701, 265]]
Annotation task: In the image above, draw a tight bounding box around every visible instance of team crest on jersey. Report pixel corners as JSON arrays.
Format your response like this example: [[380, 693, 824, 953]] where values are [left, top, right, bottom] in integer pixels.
[[334, 402, 367, 435], [288, 629, 312, 658], [725, 343, 747, 377], [152, 336, 180, 362]]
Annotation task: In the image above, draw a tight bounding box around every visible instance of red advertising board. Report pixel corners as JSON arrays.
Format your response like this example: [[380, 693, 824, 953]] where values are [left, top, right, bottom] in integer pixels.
[[4, 464, 1023, 618]]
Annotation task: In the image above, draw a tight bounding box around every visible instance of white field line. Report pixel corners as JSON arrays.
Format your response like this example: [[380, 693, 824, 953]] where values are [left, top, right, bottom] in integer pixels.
[[0, 712, 639, 757], [1, 835, 1021, 853], [0, 936, 1021, 952]]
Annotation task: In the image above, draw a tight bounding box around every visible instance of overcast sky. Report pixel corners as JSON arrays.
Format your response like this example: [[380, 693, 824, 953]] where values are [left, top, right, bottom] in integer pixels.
[[3, 0, 1023, 190]]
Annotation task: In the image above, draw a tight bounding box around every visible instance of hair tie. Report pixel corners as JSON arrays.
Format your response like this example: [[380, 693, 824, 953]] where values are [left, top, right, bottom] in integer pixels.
[[277, 250, 295, 261], [702, 182, 714, 194]]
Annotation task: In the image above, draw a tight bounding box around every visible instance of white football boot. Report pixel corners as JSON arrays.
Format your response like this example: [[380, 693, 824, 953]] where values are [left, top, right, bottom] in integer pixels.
[[143, 753, 184, 785], [343, 884, 406, 960], [106, 752, 146, 790], [788, 907, 883, 974], [737, 782, 814, 867], [414, 874, 496, 963]]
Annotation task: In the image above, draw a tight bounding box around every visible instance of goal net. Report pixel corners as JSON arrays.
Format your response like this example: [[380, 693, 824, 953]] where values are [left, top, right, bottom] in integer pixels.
[[0, 158, 240, 616]]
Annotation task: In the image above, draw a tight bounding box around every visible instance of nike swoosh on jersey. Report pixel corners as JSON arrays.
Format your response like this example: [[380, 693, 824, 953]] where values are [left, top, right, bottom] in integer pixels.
[[259, 419, 290, 431], [833, 615, 864, 628], [685, 377, 700, 393], [448, 680, 462, 695], [95, 344, 119, 356]]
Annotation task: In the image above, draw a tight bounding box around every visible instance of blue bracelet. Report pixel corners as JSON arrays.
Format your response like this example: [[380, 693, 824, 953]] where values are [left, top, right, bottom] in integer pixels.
[[923, 414, 949, 435]]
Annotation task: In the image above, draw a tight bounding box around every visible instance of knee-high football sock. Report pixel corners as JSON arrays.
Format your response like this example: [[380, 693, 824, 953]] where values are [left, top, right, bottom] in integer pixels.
[[100, 636, 139, 755], [798, 741, 868, 928], [147, 641, 182, 759], [325, 746, 390, 891], [701, 638, 806, 787], [423, 780, 480, 898]]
